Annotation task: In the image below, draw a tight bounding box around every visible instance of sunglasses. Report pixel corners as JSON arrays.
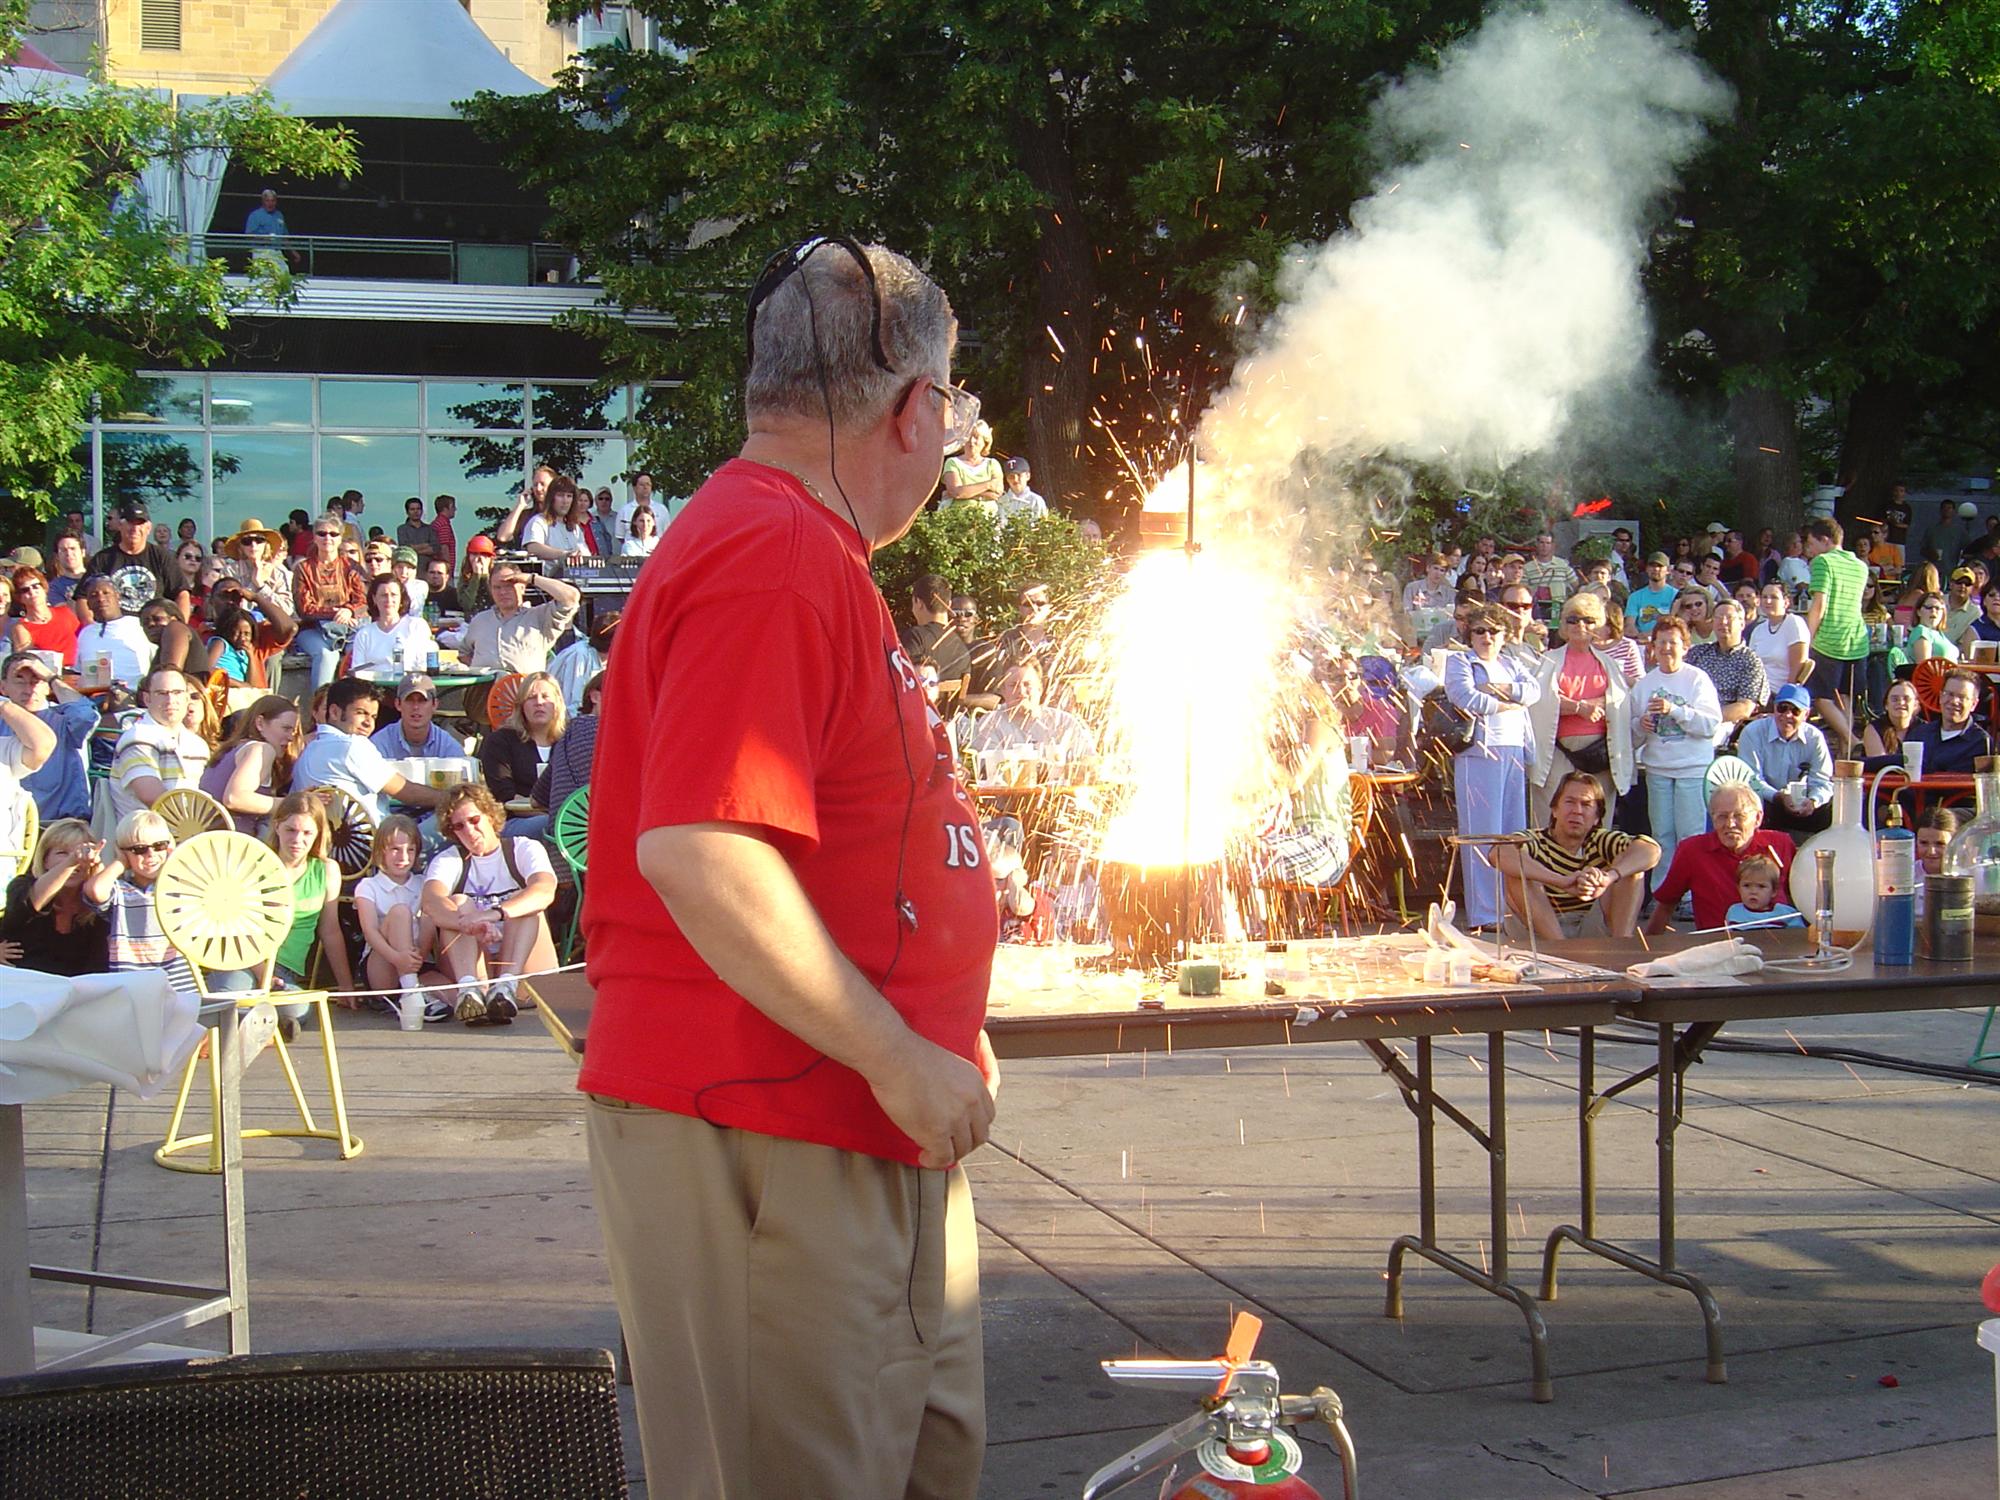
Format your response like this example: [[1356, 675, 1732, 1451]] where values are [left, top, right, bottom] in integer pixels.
[[1469, 626, 1502, 637], [1502, 600, 1533, 611], [314, 530, 341, 539], [950, 609, 977, 619], [447, 816, 486, 833], [121, 840, 172, 857]]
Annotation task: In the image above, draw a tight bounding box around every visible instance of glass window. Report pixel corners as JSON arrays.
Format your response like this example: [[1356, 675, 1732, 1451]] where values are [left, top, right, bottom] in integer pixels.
[[429, 434, 524, 518], [321, 379, 419, 429], [106, 375, 204, 426], [428, 380, 525, 430], [532, 436, 629, 499], [101, 432, 208, 525], [531, 382, 620, 431], [211, 433, 312, 537], [207, 375, 311, 429], [321, 434, 421, 516]]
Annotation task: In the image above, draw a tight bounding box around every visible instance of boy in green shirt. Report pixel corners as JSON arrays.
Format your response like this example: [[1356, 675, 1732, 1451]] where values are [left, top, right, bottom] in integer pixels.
[[1804, 516, 1867, 756]]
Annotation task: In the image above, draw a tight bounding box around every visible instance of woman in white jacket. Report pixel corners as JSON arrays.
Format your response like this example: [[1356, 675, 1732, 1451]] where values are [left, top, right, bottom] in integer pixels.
[[1444, 604, 1543, 931], [1528, 592, 1634, 826], [1629, 615, 1722, 883]]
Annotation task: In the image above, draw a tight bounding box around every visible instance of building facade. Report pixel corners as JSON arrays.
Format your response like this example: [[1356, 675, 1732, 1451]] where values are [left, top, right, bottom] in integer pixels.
[[27, 0, 673, 543]]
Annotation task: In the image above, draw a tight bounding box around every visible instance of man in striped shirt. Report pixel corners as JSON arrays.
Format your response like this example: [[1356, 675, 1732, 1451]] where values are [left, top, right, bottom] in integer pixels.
[[1495, 771, 1660, 940]]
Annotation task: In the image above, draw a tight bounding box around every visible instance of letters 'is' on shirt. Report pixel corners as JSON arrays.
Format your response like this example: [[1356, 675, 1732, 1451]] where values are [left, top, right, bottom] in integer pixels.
[[578, 459, 999, 1166]]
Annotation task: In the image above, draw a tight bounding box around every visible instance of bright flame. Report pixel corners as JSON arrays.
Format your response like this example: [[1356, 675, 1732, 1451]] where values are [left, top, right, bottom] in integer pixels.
[[1095, 541, 1295, 866]]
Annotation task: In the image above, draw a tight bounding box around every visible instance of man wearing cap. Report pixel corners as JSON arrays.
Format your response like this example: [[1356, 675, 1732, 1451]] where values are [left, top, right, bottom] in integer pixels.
[[1946, 567, 1981, 640], [369, 674, 467, 761], [91, 501, 182, 616], [1623, 552, 1678, 636], [389, 547, 428, 617], [0, 655, 57, 882], [995, 456, 1047, 524], [294, 677, 446, 824], [0, 650, 95, 823], [1733, 684, 1834, 834]]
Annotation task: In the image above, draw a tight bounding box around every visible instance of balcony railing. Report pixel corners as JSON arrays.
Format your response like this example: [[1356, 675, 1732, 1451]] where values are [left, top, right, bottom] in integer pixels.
[[193, 232, 583, 286]]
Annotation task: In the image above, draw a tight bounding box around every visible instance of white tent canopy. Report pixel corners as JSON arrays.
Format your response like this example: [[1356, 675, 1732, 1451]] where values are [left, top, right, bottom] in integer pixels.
[[263, 0, 545, 119]]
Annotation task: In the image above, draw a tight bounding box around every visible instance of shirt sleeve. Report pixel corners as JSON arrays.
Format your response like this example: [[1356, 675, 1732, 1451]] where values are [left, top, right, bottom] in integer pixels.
[[1650, 842, 1693, 907], [422, 849, 463, 891], [345, 735, 396, 794], [508, 837, 554, 880], [637, 588, 844, 853]]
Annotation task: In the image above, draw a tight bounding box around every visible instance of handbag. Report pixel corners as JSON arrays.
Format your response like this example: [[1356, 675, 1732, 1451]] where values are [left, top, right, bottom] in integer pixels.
[[1560, 734, 1611, 774]]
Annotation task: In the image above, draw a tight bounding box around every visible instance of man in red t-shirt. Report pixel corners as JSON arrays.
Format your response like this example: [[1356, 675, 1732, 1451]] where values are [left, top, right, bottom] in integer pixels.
[[1645, 780, 1796, 930], [580, 239, 995, 1500]]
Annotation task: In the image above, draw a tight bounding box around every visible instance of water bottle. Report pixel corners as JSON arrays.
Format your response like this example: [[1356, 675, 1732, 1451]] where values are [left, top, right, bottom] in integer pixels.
[[427, 647, 440, 674], [1874, 805, 1916, 966]]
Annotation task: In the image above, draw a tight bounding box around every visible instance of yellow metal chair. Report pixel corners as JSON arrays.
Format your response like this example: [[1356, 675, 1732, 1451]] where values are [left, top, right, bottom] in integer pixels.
[[152, 831, 363, 1172], [153, 786, 235, 841]]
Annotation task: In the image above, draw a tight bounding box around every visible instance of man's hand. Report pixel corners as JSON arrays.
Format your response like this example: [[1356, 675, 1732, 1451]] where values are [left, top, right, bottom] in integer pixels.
[[866, 1032, 996, 1169]]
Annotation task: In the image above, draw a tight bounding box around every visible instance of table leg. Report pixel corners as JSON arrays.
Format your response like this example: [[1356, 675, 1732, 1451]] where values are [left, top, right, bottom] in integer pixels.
[[1372, 1034, 1554, 1402], [1537, 1022, 1725, 1384], [217, 1008, 249, 1354], [0, 1104, 32, 1376]]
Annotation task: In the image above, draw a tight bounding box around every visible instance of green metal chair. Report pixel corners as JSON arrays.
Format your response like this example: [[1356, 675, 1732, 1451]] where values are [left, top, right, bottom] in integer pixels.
[[551, 785, 590, 961], [1972, 1007, 2000, 1073]]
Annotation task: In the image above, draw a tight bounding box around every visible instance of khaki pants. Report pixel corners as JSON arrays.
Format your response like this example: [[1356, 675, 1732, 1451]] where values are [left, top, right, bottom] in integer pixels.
[[587, 1098, 984, 1500]]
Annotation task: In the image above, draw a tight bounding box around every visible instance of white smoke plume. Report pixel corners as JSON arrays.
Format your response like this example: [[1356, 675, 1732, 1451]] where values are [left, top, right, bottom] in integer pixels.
[[1195, 0, 1732, 516]]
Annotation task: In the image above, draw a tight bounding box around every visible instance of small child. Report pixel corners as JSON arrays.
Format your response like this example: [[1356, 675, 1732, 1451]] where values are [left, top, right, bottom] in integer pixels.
[[354, 813, 443, 1022], [1725, 853, 1805, 930]]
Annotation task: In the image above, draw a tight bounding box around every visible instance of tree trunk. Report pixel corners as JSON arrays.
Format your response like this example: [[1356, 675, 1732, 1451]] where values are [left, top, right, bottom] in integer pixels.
[[1010, 106, 1097, 516], [1835, 374, 1918, 524], [1727, 380, 1803, 539]]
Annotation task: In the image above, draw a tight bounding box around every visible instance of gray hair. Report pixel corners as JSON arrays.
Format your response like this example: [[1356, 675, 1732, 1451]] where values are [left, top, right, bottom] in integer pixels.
[[745, 242, 955, 431]]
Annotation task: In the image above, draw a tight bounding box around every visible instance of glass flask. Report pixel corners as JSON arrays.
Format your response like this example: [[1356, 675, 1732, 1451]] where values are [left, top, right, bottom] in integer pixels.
[[1944, 754, 2000, 918]]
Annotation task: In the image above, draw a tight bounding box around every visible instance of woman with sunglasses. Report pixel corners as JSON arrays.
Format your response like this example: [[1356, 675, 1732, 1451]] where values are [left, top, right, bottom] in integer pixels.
[[6, 567, 79, 665], [1527, 593, 1631, 826], [1443, 603, 1543, 932]]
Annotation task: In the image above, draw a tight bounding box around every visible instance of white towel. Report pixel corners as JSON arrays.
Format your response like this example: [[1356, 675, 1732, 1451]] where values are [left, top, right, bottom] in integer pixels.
[[0, 971, 202, 1104], [1627, 940, 1763, 980]]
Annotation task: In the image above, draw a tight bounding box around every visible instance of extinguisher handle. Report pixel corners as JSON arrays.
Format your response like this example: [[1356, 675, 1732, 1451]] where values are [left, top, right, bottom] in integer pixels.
[[1080, 1407, 1221, 1500]]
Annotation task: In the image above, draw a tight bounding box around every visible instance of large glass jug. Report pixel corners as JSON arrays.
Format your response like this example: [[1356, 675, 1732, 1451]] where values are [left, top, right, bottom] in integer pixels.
[[1944, 754, 2000, 918], [1787, 759, 1874, 945]]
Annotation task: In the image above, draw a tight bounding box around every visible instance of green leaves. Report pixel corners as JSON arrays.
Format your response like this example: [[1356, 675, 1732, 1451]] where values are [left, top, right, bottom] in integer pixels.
[[0, 20, 354, 513]]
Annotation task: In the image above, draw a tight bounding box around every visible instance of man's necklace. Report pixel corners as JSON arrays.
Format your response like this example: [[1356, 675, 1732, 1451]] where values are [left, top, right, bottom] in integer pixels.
[[757, 459, 831, 509]]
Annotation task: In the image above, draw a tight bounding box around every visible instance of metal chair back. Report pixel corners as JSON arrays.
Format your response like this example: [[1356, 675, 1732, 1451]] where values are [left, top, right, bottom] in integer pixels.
[[153, 786, 235, 842]]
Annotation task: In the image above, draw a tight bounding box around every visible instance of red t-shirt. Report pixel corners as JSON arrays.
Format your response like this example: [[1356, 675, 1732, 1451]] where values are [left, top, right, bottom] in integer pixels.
[[578, 459, 998, 1164], [1650, 830, 1797, 929]]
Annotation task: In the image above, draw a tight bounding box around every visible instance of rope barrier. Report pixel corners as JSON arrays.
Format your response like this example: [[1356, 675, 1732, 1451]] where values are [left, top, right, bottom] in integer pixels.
[[312, 959, 589, 1005]]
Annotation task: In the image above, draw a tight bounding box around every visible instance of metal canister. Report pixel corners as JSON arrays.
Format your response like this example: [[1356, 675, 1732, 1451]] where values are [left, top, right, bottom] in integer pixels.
[[1920, 873, 1975, 962]]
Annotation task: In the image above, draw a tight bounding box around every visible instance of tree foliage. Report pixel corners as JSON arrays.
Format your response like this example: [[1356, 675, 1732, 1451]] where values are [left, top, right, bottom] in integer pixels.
[[1647, 0, 2000, 530], [465, 0, 1482, 515], [871, 505, 1108, 622], [0, 0, 355, 515]]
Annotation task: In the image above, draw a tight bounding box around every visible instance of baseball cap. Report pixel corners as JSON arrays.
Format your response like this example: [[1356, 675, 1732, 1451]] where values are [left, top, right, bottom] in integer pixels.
[[392, 545, 419, 565], [4, 545, 43, 570], [1953, 567, 1977, 583], [1773, 683, 1811, 711], [1704, 521, 1727, 534], [1003, 456, 1030, 474], [466, 534, 496, 556], [396, 672, 436, 700], [1647, 551, 1671, 566], [114, 499, 149, 523]]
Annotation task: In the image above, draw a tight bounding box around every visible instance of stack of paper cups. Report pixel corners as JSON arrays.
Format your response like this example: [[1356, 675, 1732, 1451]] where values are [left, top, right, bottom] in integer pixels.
[[399, 991, 424, 1031]]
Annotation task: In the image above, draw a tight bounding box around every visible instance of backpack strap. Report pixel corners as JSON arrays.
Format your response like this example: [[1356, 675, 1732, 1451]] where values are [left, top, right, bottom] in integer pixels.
[[453, 837, 526, 898]]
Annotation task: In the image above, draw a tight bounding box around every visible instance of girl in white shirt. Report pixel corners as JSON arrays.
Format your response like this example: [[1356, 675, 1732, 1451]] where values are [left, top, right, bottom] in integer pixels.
[[354, 814, 443, 1018], [348, 575, 435, 675], [1630, 617, 1722, 882], [514, 477, 597, 563], [620, 505, 659, 557], [1748, 582, 1811, 688]]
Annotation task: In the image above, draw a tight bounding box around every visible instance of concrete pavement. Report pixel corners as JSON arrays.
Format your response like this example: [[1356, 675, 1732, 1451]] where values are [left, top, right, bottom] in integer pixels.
[[17, 996, 2000, 1499]]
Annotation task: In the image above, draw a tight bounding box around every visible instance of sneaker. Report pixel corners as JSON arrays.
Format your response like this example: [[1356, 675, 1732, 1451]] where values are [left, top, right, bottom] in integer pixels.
[[235, 1003, 278, 1078], [487, 975, 518, 1010], [454, 987, 486, 1024], [422, 997, 454, 1025], [484, 991, 519, 1026], [276, 1015, 301, 1045]]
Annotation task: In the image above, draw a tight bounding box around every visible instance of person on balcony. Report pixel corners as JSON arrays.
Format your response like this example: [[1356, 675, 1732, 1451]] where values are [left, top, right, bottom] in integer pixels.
[[243, 188, 299, 269]]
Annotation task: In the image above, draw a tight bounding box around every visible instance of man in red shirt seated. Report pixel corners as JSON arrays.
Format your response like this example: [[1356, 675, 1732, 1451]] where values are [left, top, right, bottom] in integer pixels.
[[1644, 780, 1796, 932], [579, 237, 997, 1500]]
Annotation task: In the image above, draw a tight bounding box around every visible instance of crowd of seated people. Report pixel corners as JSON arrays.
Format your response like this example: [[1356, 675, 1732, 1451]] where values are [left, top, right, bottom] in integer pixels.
[[0, 477, 640, 1021]]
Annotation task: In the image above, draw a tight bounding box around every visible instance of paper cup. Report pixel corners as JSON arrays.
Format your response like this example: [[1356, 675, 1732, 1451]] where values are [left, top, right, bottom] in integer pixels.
[[1348, 734, 1371, 773], [398, 992, 424, 1031], [1903, 740, 1925, 782]]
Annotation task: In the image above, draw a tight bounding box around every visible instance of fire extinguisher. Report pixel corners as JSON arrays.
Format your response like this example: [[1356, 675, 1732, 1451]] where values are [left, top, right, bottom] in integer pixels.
[[1082, 1314, 1358, 1500]]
